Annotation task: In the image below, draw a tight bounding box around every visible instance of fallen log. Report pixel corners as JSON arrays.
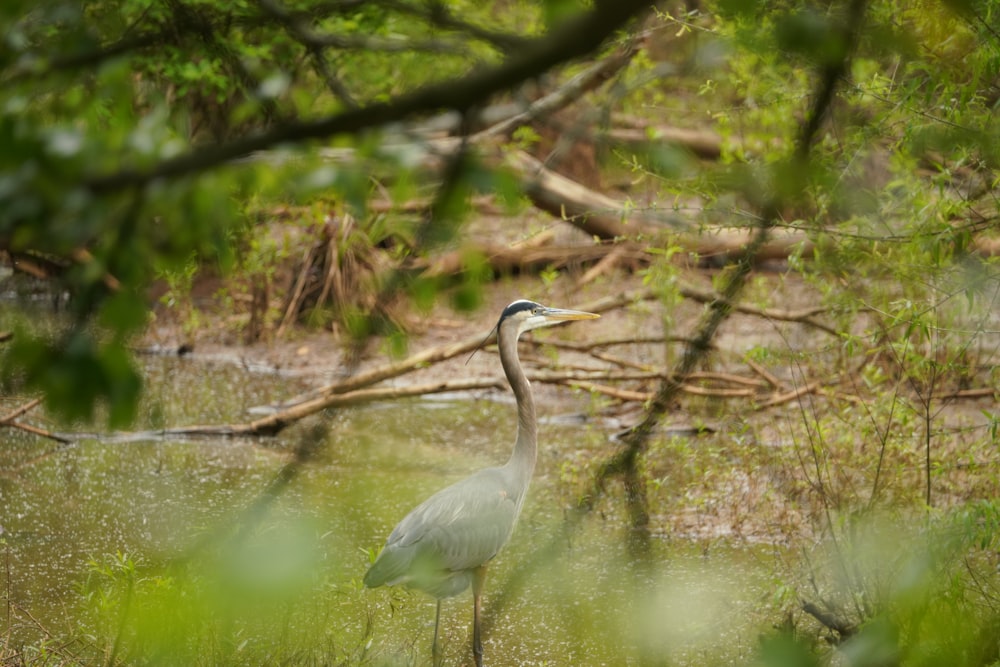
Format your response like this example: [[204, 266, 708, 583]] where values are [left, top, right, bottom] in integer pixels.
[[0, 398, 72, 444], [415, 241, 641, 277], [502, 149, 816, 262], [605, 126, 723, 160], [159, 377, 507, 437]]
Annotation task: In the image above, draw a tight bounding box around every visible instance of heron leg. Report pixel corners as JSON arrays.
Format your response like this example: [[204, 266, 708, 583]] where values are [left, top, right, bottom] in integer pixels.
[[472, 565, 488, 667], [432, 599, 442, 667]]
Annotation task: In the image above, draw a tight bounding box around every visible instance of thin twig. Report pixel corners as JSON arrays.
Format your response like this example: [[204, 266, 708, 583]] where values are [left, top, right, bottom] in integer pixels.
[[0, 399, 72, 444], [0, 398, 43, 423], [744, 357, 786, 389], [0, 421, 73, 444], [754, 380, 824, 410]]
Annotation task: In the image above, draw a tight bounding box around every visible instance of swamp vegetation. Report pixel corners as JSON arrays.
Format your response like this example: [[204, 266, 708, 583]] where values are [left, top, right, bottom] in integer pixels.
[[2, 0, 1000, 665]]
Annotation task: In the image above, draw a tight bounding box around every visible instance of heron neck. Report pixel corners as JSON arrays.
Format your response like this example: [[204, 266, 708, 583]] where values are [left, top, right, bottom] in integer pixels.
[[499, 324, 537, 485]]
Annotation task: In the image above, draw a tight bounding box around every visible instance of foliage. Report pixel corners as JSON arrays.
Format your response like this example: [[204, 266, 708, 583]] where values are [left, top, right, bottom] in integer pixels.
[[0, 0, 561, 424], [2, 0, 1000, 664]]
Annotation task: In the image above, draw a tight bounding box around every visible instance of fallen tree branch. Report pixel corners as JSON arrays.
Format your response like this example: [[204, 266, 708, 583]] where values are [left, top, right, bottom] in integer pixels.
[[0, 398, 73, 444], [567, 379, 755, 401], [744, 356, 785, 389], [801, 599, 857, 640], [1, 398, 43, 422], [415, 242, 622, 278], [537, 333, 699, 351], [933, 387, 1000, 400], [569, 380, 651, 402], [263, 288, 657, 414], [504, 149, 684, 239], [158, 377, 507, 437], [503, 149, 819, 263], [269, 330, 493, 412], [141, 283, 846, 439], [754, 379, 824, 410], [46, 274, 854, 442], [605, 125, 724, 160], [677, 284, 839, 335]]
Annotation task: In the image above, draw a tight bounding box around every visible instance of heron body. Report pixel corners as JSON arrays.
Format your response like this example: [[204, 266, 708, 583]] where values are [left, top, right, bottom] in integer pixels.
[[363, 299, 599, 666]]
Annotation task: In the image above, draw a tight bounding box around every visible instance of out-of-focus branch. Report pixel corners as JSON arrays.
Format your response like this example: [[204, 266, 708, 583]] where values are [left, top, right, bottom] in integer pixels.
[[257, 0, 472, 55], [0, 398, 72, 444], [165, 0, 282, 126], [377, 0, 532, 52], [472, 35, 642, 142], [483, 0, 871, 631], [83, 0, 654, 194]]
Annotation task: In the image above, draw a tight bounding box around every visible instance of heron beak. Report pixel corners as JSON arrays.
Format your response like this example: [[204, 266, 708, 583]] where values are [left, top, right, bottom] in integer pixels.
[[540, 307, 601, 322]]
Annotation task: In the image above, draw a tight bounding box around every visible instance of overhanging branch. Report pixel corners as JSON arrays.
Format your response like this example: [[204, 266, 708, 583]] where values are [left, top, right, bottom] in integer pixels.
[[84, 1, 654, 194]]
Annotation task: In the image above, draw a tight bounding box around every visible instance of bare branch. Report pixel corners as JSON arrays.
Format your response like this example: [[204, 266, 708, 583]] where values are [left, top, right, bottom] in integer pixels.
[[801, 600, 857, 640], [0, 398, 73, 444], [473, 37, 642, 142], [0, 398, 43, 423]]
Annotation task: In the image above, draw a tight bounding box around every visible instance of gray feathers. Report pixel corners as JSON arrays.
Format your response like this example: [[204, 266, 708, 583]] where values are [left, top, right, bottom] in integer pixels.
[[363, 467, 523, 598]]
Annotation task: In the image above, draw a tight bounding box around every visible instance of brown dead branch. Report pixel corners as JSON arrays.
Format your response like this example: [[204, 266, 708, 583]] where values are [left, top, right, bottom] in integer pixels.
[[503, 149, 818, 262], [568, 379, 758, 402], [185, 285, 849, 437], [416, 241, 638, 278], [605, 125, 724, 160], [575, 244, 630, 287], [677, 284, 836, 332], [160, 377, 508, 438], [801, 599, 857, 640], [754, 380, 824, 410], [417, 233, 831, 292], [503, 149, 675, 239], [590, 349, 655, 372], [570, 380, 651, 402], [128, 282, 851, 439], [539, 333, 699, 352], [13, 421, 71, 444], [0, 398, 73, 444], [274, 289, 653, 408], [367, 194, 500, 215], [1, 397, 43, 422], [933, 387, 999, 400], [272, 327, 494, 412], [744, 357, 785, 389]]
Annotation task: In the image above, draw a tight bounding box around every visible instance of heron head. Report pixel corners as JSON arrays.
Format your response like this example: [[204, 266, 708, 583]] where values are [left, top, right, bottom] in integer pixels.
[[466, 300, 599, 365], [499, 299, 600, 336]]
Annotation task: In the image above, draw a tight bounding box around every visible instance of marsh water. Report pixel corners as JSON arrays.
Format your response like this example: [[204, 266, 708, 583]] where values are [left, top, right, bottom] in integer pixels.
[[2, 352, 776, 665]]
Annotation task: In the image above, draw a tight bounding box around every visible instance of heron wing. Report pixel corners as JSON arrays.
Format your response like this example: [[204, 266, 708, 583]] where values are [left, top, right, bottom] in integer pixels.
[[364, 467, 522, 593]]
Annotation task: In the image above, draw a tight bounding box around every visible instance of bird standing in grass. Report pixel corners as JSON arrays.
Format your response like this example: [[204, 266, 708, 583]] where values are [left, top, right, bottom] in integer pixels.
[[363, 299, 599, 667]]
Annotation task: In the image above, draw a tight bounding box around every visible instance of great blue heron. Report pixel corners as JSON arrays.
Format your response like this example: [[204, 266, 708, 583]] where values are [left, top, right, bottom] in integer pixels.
[[363, 299, 599, 666]]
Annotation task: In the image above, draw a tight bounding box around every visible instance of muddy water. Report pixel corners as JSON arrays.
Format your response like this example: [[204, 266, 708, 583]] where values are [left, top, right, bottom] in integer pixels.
[[1, 355, 774, 665]]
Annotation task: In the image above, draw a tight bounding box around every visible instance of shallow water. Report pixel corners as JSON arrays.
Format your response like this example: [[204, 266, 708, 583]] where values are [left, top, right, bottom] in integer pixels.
[[1, 353, 775, 665]]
